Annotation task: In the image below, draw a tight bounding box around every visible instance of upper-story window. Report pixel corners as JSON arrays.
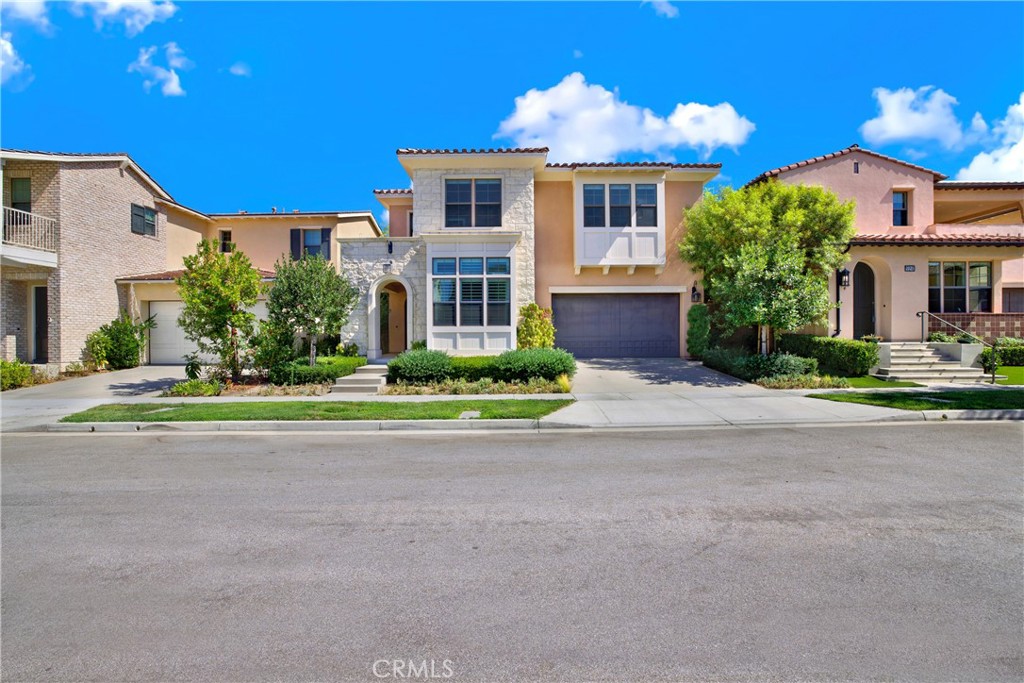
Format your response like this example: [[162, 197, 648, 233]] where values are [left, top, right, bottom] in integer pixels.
[[445, 179, 501, 228], [893, 191, 910, 226], [582, 183, 658, 228], [219, 230, 233, 253], [130, 203, 156, 236], [11, 178, 31, 213], [290, 227, 332, 259]]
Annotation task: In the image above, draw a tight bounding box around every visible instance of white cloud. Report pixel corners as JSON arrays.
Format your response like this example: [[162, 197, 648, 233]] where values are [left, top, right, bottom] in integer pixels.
[[1, 1, 52, 30], [572, 49, 583, 59], [228, 61, 251, 77], [956, 93, 1024, 181], [495, 72, 755, 162], [860, 85, 986, 150], [128, 42, 189, 96], [1, 33, 33, 87], [72, 0, 177, 37], [647, 1, 679, 18]]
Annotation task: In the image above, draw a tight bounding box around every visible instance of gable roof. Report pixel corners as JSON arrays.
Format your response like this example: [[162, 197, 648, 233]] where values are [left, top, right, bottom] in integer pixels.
[[116, 268, 276, 283], [935, 180, 1024, 191], [850, 233, 1024, 247], [746, 144, 947, 186], [0, 148, 174, 200]]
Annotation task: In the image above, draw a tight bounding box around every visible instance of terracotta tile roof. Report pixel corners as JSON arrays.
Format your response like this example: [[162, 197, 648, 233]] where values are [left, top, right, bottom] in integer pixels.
[[850, 234, 1024, 247], [747, 144, 947, 186], [397, 147, 549, 155], [373, 189, 414, 195], [935, 181, 1024, 191], [546, 161, 721, 169], [206, 211, 372, 218], [117, 268, 276, 282]]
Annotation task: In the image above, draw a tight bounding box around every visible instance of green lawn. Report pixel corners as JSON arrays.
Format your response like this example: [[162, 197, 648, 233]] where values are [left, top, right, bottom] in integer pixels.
[[61, 399, 573, 423], [810, 389, 1024, 411], [996, 366, 1024, 386], [844, 376, 922, 389]]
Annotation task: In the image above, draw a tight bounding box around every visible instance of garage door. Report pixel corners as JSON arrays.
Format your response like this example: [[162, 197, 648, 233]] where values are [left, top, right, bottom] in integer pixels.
[[551, 294, 680, 358], [148, 301, 268, 364]]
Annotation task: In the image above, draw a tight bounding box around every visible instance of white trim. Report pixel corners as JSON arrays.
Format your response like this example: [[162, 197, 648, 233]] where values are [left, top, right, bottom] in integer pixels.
[[573, 174, 667, 270], [0, 244, 58, 268], [549, 286, 686, 294]]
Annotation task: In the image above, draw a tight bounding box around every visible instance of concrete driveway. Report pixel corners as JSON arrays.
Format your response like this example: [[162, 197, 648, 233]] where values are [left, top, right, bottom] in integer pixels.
[[571, 358, 757, 395], [1, 365, 185, 431]]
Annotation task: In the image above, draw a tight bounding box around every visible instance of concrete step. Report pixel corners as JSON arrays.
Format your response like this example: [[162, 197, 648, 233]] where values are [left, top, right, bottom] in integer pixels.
[[354, 365, 389, 375], [333, 377, 385, 387], [884, 363, 972, 370], [888, 352, 948, 360], [875, 373, 1004, 383], [329, 383, 384, 394], [876, 368, 985, 379]]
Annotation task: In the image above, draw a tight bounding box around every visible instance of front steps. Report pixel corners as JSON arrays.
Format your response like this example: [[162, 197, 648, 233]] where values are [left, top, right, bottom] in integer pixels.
[[874, 342, 990, 383], [329, 364, 388, 394]]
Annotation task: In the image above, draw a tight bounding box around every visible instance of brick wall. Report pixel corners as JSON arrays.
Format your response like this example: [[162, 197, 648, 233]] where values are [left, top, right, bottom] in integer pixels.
[[928, 313, 1024, 342], [3, 160, 61, 222], [54, 162, 167, 366]]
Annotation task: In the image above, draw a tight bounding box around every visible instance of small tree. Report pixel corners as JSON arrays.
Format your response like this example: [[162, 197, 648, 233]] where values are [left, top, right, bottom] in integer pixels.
[[176, 239, 262, 381], [679, 182, 856, 354], [517, 303, 556, 349], [267, 254, 357, 366]]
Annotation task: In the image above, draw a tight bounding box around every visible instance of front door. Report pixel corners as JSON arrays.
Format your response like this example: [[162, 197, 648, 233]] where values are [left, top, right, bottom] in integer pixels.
[[853, 263, 875, 340], [33, 286, 48, 364]]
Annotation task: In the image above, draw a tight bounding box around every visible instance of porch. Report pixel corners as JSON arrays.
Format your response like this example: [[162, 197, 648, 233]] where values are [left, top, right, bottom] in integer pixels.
[[1, 206, 58, 268]]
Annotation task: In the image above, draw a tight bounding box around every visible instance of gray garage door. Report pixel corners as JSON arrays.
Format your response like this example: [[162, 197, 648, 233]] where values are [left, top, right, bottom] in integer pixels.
[[552, 294, 680, 358]]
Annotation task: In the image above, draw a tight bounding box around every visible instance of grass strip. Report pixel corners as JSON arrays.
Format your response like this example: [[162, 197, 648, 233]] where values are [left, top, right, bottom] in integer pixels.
[[996, 366, 1024, 386], [61, 399, 574, 423], [810, 389, 1024, 412], [844, 376, 922, 389]]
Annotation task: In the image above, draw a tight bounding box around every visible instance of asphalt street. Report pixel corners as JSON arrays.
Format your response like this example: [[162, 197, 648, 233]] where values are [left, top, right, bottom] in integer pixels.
[[2, 424, 1022, 682]]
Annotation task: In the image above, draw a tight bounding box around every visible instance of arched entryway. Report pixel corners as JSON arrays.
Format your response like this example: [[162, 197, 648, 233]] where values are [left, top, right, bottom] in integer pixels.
[[367, 275, 413, 360], [853, 262, 876, 339]]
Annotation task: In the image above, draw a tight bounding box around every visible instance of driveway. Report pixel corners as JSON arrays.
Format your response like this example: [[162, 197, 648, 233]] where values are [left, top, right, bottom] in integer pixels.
[[571, 358, 758, 395], [1, 365, 185, 431]]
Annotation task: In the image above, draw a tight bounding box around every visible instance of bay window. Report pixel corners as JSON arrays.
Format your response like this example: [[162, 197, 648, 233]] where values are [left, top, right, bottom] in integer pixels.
[[582, 182, 659, 229], [431, 256, 511, 327]]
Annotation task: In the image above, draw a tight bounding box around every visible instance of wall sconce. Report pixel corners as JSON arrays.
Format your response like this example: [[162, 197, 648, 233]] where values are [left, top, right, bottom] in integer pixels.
[[691, 282, 702, 303], [838, 268, 851, 289], [387, 240, 393, 254]]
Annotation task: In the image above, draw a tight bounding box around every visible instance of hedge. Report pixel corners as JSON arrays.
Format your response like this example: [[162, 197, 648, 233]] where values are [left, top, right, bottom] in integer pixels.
[[1, 359, 33, 391], [388, 348, 577, 384], [703, 348, 817, 381], [980, 342, 1024, 372], [491, 348, 576, 382], [777, 334, 879, 376], [387, 350, 452, 384], [269, 356, 366, 385], [686, 304, 710, 359]]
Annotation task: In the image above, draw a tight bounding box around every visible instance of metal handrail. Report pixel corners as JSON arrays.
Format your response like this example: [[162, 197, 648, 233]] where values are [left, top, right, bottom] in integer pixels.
[[916, 310, 991, 348], [2, 206, 58, 252]]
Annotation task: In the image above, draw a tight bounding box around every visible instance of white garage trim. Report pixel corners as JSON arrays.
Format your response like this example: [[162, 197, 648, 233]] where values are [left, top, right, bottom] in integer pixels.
[[548, 286, 686, 294]]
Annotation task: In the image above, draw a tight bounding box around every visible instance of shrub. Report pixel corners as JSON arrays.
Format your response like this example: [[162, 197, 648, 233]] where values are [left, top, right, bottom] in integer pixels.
[[337, 342, 360, 357], [97, 313, 150, 370], [269, 356, 366, 385], [252, 322, 298, 375], [1, 359, 33, 391], [686, 304, 710, 360], [166, 379, 222, 397], [450, 355, 498, 382], [703, 348, 817, 381], [927, 331, 957, 343], [62, 362, 90, 377], [84, 330, 112, 369], [956, 332, 983, 344], [517, 303, 556, 349], [492, 348, 576, 382], [184, 352, 203, 381], [411, 340, 427, 351], [980, 343, 1024, 372], [555, 373, 573, 393], [701, 347, 747, 377], [860, 334, 883, 344], [757, 374, 851, 390], [777, 335, 879, 376], [386, 350, 452, 384]]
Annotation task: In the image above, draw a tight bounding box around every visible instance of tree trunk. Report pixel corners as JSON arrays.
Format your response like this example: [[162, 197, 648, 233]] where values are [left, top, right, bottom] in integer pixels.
[[309, 334, 318, 367]]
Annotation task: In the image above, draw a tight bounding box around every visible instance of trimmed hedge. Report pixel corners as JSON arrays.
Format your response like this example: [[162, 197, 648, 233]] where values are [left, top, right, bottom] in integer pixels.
[[166, 379, 222, 397], [269, 356, 366, 385], [980, 343, 1024, 372], [388, 348, 577, 384], [703, 348, 817, 381], [686, 304, 710, 359], [777, 334, 879, 376], [1, 359, 33, 391]]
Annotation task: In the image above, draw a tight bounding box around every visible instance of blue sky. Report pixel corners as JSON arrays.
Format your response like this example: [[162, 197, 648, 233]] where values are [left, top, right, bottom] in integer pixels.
[[2, 1, 1022, 226]]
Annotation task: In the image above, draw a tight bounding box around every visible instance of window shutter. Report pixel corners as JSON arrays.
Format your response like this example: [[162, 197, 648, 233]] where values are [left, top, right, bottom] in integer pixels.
[[290, 229, 301, 260], [320, 227, 332, 259]]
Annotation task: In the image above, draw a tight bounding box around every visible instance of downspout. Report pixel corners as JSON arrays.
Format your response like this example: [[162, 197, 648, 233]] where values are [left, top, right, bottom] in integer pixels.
[[832, 246, 851, 337]]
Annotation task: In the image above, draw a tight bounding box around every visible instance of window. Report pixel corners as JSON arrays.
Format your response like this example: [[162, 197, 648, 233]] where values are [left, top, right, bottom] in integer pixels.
[[929, 260, 992, 313], [131, 203, 156, 236], [853, 161, 860, 174], [893, 191, 909, 226], [408, 211, 414, 237], [219, 230, 233, 253], [11, 178, 30, 213], [444, 179, 502, 228], [582, 182, 659, 229], [290, 227, 332, 259], [431, 256, 511, 327]]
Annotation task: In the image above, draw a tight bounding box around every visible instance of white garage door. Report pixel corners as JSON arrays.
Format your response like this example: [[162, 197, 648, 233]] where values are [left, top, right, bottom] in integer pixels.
[[147, 301, 268, 365]]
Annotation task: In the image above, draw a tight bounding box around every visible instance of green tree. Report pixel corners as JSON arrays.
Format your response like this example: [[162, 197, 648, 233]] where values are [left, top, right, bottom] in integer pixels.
[[267, 254, 358, 366], [176, 239, 262, 380], [679, 182, 856, 354]]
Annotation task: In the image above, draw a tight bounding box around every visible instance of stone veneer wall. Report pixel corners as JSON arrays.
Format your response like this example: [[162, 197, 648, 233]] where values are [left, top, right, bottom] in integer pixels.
[[411, 167, 536, 308], [337, 237, 427, 355], [928, 313, 1024, 342]]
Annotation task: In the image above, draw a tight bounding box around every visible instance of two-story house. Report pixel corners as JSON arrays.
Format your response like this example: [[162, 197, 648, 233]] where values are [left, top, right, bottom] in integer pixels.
[[747, 145, 1024, 343], [345, 148, 720, 360], [1, 149, 381, 370]]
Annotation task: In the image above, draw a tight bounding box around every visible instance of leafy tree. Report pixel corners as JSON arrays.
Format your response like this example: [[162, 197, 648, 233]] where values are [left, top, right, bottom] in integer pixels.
[[176, 239, 262, 380], [517, 303, 556, 349], [679, 182, 856, 354], [267, 254, 358, 366]]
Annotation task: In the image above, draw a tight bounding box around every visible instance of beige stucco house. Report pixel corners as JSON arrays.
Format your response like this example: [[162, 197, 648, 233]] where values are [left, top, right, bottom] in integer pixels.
[[747, 145, 1024, 343]]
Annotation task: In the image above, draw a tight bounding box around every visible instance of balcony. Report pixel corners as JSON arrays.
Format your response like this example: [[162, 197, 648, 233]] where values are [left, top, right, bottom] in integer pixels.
[[1, 206, 58, 268]]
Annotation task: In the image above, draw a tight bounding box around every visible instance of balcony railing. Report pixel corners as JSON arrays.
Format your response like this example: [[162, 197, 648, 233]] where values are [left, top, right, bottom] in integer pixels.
[[2, 206, 57, 252]]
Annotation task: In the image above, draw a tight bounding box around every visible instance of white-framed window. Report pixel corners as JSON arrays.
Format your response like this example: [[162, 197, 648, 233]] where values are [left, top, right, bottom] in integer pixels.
[[893, 190, 910, 226], [431, 256, 511, 327], [444, 179, 502, 228], [582, 182, 658, 229], [928, 261, 992, 313]]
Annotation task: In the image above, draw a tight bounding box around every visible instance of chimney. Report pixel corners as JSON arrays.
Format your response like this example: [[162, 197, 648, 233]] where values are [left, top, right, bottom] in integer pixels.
[[271, 207, 277, 213], [292, 209, 300, 213], [238, 210, 247, 214]]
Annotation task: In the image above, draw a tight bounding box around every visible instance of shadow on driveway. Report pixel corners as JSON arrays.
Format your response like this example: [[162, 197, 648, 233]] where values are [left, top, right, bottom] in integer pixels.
[[107, 376, 182, 396], [573, 358, 749, 392]]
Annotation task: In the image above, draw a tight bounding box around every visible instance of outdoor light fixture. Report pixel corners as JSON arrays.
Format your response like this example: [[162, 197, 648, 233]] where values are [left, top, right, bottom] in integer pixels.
[[691, 282, 702, 303], [387, 241, 393, 254], [838, 268, 851, 288]]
